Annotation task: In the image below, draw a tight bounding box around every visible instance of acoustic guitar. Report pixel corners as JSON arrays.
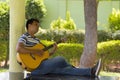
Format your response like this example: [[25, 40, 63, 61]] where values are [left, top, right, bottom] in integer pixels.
[[17, 38, 66, 72]]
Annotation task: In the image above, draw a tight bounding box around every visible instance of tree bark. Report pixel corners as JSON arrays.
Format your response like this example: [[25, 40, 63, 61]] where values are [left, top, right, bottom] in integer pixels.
[[80, 0, 97, 68]]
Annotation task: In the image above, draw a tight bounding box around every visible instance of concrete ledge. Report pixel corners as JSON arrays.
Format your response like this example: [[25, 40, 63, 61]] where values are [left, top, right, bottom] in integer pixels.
[[9, 72, 24, 80], [24, 74, 120, 80], [1, 72, 119, 80], [24, 74, 99, 80]]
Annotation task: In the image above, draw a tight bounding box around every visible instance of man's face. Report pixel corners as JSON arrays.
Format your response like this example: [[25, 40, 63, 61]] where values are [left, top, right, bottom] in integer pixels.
[[29, 21, 39, 34]]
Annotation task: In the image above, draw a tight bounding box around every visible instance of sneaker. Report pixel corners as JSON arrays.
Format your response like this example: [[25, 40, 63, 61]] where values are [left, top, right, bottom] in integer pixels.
[[91, 59, 102, 77]]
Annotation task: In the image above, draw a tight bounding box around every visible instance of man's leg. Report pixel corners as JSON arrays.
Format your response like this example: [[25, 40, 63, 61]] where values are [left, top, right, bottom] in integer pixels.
[[31, 58, 102, 77], [51, 59, 102, 77], [31, 56, 71, 75], [51, 66, 91, 76]]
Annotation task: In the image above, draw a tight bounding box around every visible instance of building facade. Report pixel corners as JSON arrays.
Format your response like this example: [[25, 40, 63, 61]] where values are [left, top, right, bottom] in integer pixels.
[[41, 0, 120, 30]]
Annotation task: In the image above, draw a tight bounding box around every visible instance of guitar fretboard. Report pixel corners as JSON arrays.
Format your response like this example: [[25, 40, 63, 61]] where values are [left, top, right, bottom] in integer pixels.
[[42, 40, 62, 51]]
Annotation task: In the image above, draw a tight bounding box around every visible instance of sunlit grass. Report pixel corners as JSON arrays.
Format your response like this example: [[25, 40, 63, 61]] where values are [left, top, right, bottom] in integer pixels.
[[100, 71, 120, 77], [0, 68, 8, 72]]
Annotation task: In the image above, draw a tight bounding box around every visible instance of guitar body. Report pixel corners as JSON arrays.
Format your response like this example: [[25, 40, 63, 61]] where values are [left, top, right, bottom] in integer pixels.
[[17, 44, 49, 72]]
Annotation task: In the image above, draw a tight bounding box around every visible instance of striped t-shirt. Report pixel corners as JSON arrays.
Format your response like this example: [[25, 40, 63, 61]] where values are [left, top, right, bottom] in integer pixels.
[[18, 32, 40, 47]]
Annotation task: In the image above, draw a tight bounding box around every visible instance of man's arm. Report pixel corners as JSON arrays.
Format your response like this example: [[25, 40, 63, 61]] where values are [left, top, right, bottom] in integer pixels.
[[49, 43, 57, 56], [16, 42, 44, 56]]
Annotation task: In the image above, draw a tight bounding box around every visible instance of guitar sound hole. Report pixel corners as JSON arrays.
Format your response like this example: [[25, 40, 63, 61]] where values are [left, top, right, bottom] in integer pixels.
[[30, 53, 36, 60]]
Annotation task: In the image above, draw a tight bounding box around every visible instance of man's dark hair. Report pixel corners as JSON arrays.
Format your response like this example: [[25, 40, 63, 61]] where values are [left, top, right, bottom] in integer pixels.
[[26, 18, 39, 30]]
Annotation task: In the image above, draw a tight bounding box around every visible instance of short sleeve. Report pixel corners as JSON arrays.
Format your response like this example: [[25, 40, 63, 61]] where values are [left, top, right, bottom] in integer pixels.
[[18, 36, 27, 45]]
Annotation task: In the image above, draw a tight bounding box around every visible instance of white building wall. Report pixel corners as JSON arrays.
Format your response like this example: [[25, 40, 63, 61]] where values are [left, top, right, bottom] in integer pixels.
[[41, 0, 120, 30]]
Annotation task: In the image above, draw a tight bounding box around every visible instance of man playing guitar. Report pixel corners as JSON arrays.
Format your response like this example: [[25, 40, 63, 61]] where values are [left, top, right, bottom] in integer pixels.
[[16, 18, 102, 77]]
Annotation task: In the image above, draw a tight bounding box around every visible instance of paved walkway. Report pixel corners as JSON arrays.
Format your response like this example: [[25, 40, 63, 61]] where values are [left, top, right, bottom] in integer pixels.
[[0, 72, 120, 80]]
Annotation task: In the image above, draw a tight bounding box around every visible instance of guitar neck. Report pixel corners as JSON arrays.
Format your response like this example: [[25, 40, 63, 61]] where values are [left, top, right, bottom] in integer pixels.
[[42, 40, 62, 51]]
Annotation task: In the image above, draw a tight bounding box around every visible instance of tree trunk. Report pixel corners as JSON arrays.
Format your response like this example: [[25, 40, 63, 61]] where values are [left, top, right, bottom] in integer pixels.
[[80, 0, 97, 68]]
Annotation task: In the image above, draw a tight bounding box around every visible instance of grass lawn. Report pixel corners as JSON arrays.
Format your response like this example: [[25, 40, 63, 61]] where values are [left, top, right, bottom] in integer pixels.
[[100, 71, 120, 77], [0, 68, 8, 72]]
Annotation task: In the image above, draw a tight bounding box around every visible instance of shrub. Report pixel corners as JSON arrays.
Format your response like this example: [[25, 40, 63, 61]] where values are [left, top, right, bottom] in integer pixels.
[[97, 30, 112, 42], [62, 11, 76, 30], [50, 11, 76, 30], [51, 43, 84, 62], [37, 29, 54, 40], [108, 8, 120, 32], [97, 30, 120, 42], [50, 17, 65, 29], [112, 30, 120, 40], [26, 0, 47, 23], [36, 29, 85, 43], [0, 2, 9, 40], [97, 40, 120, 65], [0, 2, 9, 62], [0, 40, 7, 61], [65, 30, 84, 43], [39, 40, 83, 63], [40, 40, 120, 68], [37, 29, 120, 44]]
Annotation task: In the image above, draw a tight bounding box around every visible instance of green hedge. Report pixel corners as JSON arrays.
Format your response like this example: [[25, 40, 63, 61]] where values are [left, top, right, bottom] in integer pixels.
[[0, 39, 119, 69], [37, 29, 120, 44], [0, 40, 7, 61], [37, 29, 85, 43], [97, 40, 120, 70], [0, 2, 9, 40], [112, 30, 120, 40], [42, 40, 120, 68], [97, 40, 120, 66], [97, 30, 112, 42], [41, 40, 120, 65], [52, 43, 84, 62], [40, 40, 83, 62]]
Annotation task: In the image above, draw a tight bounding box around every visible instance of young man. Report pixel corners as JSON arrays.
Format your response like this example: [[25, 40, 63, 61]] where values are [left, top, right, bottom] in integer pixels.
[[16, 18, 102, 77]]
